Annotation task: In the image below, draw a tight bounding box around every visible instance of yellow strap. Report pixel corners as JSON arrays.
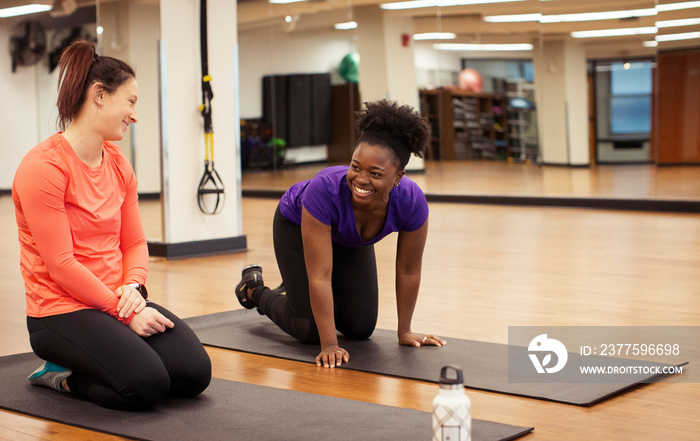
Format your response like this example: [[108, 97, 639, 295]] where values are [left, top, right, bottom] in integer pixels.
[[205, 132, 214, 161]]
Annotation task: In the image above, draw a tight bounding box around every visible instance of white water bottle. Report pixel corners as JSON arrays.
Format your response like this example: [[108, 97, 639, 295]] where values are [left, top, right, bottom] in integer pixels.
[[432, 365, 471, 441]]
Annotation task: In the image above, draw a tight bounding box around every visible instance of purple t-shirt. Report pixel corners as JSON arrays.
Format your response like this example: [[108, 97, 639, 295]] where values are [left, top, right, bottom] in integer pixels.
[[279, 166, 429, 247]]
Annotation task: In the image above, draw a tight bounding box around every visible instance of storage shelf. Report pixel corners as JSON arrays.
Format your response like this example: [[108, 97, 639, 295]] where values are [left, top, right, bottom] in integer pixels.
[[419, 89, 509, 161]]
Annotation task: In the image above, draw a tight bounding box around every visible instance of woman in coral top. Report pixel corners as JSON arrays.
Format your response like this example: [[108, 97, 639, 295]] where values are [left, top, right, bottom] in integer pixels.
[[12, 40, 211, 410]]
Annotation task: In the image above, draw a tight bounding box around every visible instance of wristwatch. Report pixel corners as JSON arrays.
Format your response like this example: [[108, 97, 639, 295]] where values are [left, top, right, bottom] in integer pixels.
[[127, 283, 149, 300]]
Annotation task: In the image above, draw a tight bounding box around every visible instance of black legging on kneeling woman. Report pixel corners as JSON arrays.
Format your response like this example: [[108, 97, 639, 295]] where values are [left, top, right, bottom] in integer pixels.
[[27, 302, 211, 410], [251, 205, 379, 345]]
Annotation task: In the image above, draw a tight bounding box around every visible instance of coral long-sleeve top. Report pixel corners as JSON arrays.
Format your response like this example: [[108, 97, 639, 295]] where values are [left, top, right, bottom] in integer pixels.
[[12, 133, 148, 325]]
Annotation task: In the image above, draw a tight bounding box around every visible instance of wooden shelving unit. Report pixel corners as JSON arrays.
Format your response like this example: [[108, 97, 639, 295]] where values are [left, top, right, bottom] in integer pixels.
[[419, 89, 509, 161], [505, 79, 539, 163]]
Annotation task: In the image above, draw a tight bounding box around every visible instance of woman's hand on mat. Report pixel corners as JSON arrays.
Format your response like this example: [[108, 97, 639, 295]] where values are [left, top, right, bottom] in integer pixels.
[[316, 345, 349, 368], [128, 307, 175, 337], [114, 285, 147, 319], [399, 332, 446, 347]]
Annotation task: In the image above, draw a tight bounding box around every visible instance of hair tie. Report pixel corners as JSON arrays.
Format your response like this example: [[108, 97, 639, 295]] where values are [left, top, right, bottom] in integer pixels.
[[93, 52, 99, 62], [363, 129, 411, 169]]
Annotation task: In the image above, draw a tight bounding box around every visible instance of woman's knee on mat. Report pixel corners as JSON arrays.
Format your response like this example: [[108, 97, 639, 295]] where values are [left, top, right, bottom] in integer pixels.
[[297, 320, 321, 345], [117, 367, 171, 409], [336, 319, 376, 341], [169, 352, 212, 398]]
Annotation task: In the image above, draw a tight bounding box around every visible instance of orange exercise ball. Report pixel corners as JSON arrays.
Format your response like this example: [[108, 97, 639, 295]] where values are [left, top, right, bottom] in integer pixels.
[[458, 68, 483, 93]]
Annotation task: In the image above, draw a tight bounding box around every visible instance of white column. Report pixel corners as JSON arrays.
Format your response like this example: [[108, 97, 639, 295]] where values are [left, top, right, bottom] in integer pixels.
[[354, 6, 424, 170], [155, 0, 244, 258], [533, 39, 589, 166], [101, 0, 162, 195], [127, 0, 161, 194]]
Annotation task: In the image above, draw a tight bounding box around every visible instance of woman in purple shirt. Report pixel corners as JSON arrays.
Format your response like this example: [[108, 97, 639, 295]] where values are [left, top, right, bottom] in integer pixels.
[[236, 99, 446, 368]]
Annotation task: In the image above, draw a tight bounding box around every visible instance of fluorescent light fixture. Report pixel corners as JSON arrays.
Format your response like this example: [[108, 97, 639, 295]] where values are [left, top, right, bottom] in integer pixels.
[[657, 1, 700, 12], [485, 8, 656, 23], [434, 43, 533, 51], [381, 0, 522, 11], [334, 21, 358, 30], [656, 31, 700, 42], [643, 40, 659, 47], [540, 9, 655, 23], [485, 1, 700, 23], [269, 0, 307, 4], [656, 18, 700, 28], [0, 4, 52, 18], [571, 27, 657, 38], [484, 13, 541, 23], [413, 32, 456, 40]]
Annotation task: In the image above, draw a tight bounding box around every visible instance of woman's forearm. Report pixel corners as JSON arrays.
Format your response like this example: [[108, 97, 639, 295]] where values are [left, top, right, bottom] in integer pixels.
[[308, 279, 338, 347], [396, 272, 421, 335]]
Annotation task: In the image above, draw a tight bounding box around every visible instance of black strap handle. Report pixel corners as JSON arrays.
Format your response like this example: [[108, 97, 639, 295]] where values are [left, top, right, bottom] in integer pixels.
[[197, 0, 224, 215]]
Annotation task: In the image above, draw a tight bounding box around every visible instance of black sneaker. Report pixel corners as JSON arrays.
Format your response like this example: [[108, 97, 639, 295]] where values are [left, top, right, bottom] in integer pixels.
[[235, 264, 263, 309]]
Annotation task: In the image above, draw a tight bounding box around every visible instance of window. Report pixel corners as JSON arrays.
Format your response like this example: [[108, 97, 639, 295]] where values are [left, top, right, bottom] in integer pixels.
[[607, 61, 653, 135]]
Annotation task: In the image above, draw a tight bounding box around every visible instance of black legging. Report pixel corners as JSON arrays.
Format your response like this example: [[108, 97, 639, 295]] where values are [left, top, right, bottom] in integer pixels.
[[27, 302, 211, 410], [252, 205, 379, 345]]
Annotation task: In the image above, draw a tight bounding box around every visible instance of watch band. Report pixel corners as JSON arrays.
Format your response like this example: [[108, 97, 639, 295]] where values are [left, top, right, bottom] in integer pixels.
[[127, 283, 149, 300]]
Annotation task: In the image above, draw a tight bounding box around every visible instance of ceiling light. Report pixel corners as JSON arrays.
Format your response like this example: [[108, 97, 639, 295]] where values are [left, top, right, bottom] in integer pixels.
[[381, 0, 523, 11], [334, 21, 358, 30], [483, 13, 541, 23], [485, 1, 700, 24], [643, 40, 658, 47], [269, 0, 307, 4], [485, 9, 656, 23], [657, 1, 700, 12], [540, 9, 655, 23], [656, 18, 700, 28], [433, 43, 533, 51], [571, 27, 657, 39], [413, 32, 456, 40], [0, 4, 52, 18], [655, 31, 700, 42]]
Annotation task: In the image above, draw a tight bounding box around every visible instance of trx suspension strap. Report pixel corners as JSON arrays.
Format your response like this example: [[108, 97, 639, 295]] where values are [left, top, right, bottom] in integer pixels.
[[197, 0, 225, 215]]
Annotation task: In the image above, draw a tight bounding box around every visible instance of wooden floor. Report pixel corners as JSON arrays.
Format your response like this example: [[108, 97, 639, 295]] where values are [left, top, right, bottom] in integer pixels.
[[2, 162, 699, 440]]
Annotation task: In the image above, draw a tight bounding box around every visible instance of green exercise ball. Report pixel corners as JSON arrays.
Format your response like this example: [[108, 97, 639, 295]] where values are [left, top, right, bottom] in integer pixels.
[[339, 53, 360, 84]]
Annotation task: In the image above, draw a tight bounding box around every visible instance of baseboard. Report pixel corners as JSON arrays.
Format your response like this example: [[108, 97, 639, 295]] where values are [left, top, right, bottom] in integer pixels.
[[147, 235, 247, 259], [657, 162, 700, 167], [424, 194, 700, 213], [138, 192, 161, 200], [242, 189, 285, 199], [540, 162, 591, 168]]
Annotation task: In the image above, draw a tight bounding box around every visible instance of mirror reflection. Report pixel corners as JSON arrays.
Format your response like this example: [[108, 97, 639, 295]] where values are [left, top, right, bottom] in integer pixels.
[[236, 0, 700, 205], [3, 0, 700, 244]]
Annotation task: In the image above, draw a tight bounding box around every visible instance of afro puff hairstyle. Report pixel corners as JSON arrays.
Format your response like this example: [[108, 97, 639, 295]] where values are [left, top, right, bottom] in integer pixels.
[[355, 99, 431, 170]]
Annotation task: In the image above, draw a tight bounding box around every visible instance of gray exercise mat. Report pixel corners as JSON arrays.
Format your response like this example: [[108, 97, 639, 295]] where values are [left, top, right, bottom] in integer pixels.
[[0, 352, 533, 441], [183, 310, 686, 407]]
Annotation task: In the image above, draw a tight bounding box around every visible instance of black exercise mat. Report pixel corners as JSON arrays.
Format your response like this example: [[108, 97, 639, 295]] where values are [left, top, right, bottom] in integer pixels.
[[184, 310, 686, 407], [0, 352, 533, 441]]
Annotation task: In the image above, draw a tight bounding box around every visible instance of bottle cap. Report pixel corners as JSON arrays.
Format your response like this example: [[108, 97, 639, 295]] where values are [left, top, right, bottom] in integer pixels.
[[439, 365, 464, 388]]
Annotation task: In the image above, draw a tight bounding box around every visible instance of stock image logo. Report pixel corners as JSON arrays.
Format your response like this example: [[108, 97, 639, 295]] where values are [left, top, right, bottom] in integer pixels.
[[528, 334, 568, 373]]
